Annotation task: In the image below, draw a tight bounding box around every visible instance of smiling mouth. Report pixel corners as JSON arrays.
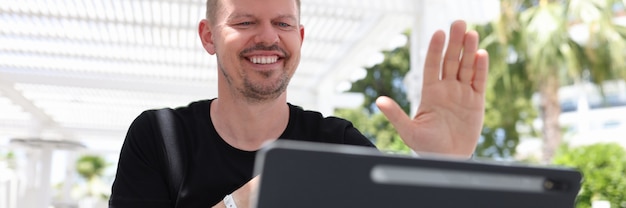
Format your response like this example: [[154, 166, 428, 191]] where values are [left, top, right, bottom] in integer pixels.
[[248, 56, 279, 64]]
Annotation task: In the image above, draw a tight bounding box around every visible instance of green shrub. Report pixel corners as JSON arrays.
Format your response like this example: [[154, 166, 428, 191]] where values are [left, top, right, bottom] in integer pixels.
[[553, 143, 626, 208]]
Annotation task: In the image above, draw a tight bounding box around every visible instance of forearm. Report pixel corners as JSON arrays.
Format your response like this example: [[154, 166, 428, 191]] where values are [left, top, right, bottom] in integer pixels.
[[212, 176, 259, 208], [212, 194, 246, 208]]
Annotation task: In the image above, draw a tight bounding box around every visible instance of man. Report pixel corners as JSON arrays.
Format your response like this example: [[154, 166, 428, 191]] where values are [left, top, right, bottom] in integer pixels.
[[109, 0, 489, 207]]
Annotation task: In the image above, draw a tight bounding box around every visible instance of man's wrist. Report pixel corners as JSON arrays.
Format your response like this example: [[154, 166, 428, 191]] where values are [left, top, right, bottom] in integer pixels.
[[224, 194, 238, 208]]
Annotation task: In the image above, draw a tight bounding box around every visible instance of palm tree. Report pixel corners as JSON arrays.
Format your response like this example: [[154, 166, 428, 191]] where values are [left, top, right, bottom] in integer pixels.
[[474, 16, 536, 159], [477, 0, 626, 162], [75, 155, 109, 200]]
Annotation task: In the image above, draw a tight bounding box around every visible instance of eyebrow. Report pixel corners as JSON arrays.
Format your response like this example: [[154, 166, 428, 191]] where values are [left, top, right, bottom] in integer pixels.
[[226, 13, 254, 22], [275, 14, 298, 23], [226, 13, 298, 23]]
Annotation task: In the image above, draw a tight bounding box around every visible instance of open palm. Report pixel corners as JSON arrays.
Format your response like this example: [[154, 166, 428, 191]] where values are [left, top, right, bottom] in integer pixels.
[[376, 20, 489, 157]]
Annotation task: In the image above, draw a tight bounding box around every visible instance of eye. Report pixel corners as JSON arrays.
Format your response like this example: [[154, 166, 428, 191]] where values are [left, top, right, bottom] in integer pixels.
[[276, 22, 291, 28], [237, 21, 253, 26]]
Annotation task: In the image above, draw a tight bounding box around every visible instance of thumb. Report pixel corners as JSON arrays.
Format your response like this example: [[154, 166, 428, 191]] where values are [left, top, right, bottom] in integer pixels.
[[375, 96, 411, 134]]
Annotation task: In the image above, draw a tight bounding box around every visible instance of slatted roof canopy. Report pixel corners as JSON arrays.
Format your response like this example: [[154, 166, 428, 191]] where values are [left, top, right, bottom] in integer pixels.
[[0, 0, 499, 151]]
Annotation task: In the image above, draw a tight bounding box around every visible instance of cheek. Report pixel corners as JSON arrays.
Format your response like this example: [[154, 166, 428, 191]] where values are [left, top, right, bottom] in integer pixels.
[[219, 29, 248, 54], [284, 34, 303, 56], [285, 38, 302, 67], [216, 37, 247, 66]]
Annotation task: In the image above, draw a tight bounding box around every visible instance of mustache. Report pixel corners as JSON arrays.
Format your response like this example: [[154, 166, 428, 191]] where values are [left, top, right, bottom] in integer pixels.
[[240, 44, 289, 57]]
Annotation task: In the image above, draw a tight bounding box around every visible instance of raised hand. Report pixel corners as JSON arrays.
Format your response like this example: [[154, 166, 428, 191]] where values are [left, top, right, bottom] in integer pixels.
[[376, 20, 489, 157]]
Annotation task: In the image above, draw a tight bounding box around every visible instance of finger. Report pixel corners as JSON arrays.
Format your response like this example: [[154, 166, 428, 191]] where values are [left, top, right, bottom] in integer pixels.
[[375, 96, 411, 136], [423, 30, 446, 87], [471, 49, 490, 93], [458, 31, 479, 84], [441, 20, 467, 80]]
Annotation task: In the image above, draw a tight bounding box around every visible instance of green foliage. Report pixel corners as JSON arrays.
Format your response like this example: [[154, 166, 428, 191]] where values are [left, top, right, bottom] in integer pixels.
[[336, 31, 411, 154], [0, 151, 16, 169], [348, 31, 411, 114], [76, 155, 108, 180], [474, 0, 626, 161], [473, 19, 537, 159], [553, 143, 626, 208], [75, 154, 110, 199], [335, 108, 411, 154]]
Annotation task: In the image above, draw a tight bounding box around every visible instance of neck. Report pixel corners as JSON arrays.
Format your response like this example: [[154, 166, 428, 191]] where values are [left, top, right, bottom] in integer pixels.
[[210, 93, 290, 151]]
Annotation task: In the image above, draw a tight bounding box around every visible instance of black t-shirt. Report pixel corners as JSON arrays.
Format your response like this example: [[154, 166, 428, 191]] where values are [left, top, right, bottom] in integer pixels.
[[109, 99, 375, 207]]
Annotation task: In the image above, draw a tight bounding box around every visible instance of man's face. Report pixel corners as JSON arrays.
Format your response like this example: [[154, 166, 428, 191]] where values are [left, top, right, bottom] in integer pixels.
[[206, 0, 304, 102]]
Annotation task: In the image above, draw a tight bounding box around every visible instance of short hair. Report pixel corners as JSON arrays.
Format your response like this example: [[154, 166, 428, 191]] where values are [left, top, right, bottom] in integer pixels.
[[205, 0, 301, 24]]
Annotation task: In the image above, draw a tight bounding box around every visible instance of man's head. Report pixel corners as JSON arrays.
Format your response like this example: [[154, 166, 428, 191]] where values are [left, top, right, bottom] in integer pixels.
[[205, 0, 301, 25], [199, 0, 305, 103]]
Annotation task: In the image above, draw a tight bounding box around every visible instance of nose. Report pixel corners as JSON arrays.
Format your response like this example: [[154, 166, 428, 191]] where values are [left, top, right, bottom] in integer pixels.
[[254, 22, 279, 45]]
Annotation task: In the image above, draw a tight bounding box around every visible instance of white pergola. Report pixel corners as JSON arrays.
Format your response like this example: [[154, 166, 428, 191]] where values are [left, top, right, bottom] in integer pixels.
[[0, 0, 498, 207]]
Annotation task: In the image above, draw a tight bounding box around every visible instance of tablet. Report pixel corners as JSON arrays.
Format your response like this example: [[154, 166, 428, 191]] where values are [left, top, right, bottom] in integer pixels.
[[252, 140, 582, 208]]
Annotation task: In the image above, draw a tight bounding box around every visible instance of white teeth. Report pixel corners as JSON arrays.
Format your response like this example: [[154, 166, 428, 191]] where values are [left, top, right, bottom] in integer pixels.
[[250, 56, 278, 64]]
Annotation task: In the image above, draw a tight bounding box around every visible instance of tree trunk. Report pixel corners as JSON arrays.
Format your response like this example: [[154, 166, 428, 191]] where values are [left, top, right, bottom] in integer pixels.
[[540, 75, 562, 163]]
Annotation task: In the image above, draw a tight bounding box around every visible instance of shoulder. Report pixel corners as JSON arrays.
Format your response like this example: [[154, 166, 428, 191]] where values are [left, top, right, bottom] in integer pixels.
[[131, 99, 211, 122], [286, 104, 375, 147], [140, 99, 213, 125], [289, 103, 353, 129], [125, 99, 213, 144], [171, 99, 212, 118]]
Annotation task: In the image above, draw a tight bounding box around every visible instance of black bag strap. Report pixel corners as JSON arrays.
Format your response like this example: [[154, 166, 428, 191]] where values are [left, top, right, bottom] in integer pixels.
[[155, 109, 185, 207]]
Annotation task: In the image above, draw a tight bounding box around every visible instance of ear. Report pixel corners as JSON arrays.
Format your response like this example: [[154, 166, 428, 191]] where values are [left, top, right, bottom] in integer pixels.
[[299, 24, 305, 46], [199, 19, 217, 55]]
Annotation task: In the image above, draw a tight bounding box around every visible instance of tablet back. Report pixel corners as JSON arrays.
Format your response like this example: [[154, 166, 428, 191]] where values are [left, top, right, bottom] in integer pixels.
[[253, 140, 582, 208]]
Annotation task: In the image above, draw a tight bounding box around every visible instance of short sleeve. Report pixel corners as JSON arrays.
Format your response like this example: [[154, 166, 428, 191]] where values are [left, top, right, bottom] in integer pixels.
[[341, 121, 377, 148], [109, 110, 172, 208], [283, 104, 376, 148]]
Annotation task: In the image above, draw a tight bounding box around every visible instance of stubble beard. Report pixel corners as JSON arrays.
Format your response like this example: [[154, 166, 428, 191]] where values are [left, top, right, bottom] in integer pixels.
[[240, 68, 290, 103], [218, 60, 292, 104], [216, 43, 297, 104]]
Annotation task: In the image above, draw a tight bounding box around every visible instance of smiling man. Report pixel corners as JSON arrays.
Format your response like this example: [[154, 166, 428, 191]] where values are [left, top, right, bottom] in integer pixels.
[[109, 0, 489, 207], [204, 0, 303, 105]]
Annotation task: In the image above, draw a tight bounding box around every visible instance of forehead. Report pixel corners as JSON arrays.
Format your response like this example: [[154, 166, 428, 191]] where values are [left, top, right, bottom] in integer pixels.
[[218, 0, 299, 20]]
